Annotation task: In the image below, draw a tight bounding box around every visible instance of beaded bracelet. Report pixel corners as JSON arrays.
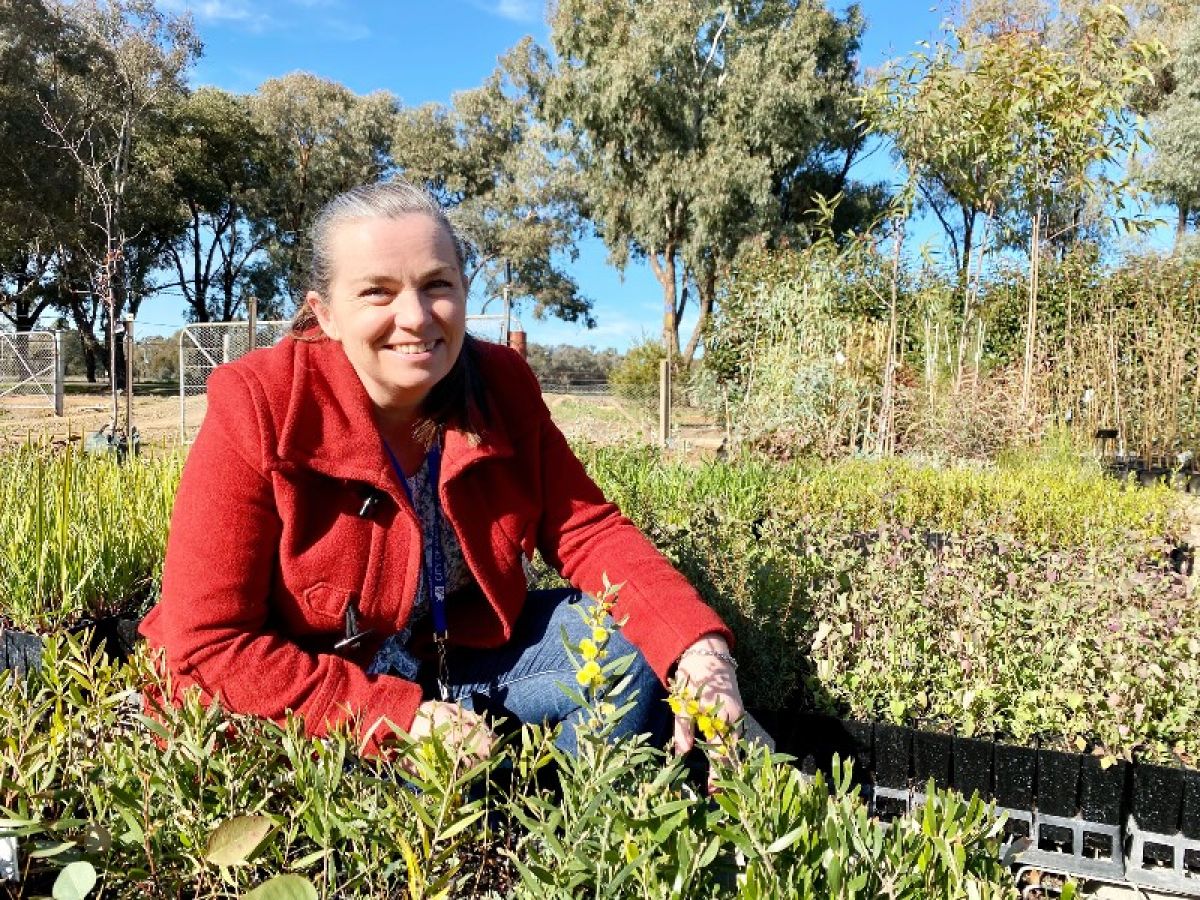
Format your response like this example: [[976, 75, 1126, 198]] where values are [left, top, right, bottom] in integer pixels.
[[679, 647, 738, 670]]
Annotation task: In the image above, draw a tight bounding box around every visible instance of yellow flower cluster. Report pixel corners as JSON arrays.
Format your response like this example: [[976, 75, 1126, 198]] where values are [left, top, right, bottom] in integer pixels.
[[575, 591, 616, 691], [668, 683, 733, 743]]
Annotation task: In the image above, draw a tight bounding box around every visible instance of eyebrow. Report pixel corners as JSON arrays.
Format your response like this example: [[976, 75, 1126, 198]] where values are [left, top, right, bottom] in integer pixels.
[[352, 266, 456, 284]]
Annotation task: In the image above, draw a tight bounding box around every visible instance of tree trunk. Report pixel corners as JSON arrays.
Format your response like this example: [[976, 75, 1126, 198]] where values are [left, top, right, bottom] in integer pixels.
[[647, 246, 681, 359], [681, 268, 716, 366], [1176, 203, 1190, 251]]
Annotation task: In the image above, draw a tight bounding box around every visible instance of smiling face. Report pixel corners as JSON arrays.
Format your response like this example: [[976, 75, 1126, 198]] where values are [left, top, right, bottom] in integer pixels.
[[308, 214, 467, 426]]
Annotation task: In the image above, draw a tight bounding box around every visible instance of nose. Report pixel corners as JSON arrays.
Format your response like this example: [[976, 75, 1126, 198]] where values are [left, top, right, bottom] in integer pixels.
[[391, 287, 432, 331]]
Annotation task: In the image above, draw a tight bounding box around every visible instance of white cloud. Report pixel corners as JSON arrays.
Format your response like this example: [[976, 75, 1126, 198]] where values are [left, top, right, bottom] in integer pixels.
[[158, 0, 271, 29], [472, 0, 540, 23]]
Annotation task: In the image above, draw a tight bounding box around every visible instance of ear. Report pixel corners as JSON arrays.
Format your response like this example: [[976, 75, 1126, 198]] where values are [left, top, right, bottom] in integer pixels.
[[307, 291, 339, 341]]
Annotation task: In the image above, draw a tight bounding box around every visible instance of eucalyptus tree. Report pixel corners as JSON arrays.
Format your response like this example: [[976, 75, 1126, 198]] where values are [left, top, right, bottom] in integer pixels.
[[540, 0, 873, 364], [871, 4, 1160, 407], [150, 86, 279, 322], [394, 42, 591, 326], [249, 73, 397, 308], [39, 0, 198, 397], [0, 0, 86, 331], [1144, 10, 1200, 246]]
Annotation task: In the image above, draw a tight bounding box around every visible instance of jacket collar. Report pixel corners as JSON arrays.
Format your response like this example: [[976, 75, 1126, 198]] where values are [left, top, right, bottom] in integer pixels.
[[276, 337, 512, 491]]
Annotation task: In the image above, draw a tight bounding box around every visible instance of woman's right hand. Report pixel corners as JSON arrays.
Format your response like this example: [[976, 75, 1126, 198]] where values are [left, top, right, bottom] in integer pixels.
[[407, 700, 494, 765]]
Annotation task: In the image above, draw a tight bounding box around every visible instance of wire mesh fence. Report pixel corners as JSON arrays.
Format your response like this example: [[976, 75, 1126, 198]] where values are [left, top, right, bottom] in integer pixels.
[[179, 321, 289, 443], [537, 373, 721, 449], [0, 331, 61, 413]]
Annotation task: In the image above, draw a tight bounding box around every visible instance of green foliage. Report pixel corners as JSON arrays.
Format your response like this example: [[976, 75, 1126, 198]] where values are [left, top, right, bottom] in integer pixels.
[[1145, 9, 1200, 238], [704, 238, 893, 458], [608, 339, 666, 406], [575, 442, 1194, 761], [0, 635, 1014, 898], [0, 444, 182, 630], [249, 72, 398, 307], [524, 343, 618, 386], [539, 0, 880, 359], [396, 44, 592, 326]]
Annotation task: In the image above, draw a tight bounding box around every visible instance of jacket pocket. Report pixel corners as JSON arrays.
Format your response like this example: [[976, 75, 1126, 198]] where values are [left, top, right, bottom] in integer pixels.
[[302, 581, 355, 626]]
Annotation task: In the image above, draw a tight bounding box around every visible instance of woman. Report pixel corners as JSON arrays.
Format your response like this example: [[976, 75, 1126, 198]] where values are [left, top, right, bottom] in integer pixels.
[[140, 180, 742, 768]]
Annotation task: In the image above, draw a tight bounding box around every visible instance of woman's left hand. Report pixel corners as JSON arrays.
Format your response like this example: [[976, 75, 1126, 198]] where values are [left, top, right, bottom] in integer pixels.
[[671, 634, 744, 773]]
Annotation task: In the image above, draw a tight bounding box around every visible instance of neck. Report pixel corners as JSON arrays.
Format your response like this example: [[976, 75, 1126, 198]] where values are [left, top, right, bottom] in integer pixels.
[[374, 405, 419, 447]]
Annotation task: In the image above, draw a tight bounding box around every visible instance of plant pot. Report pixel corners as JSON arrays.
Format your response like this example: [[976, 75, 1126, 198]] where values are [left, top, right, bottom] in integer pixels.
[[786, 714, 873, 785], [1170, 544, 1195, 577], [873, 722, 912, 789], [1180, 768, 1200, 840], [783, 712, 837, 775], [1131, 762, 1184, 834], [993, 741, 1036, 811], [912, 728, 953, 790], [1037, 747, 1081, 818], [0, 615, 143, 674], [1, 627, 43, 673], [844, 530, 879, 556], [1080, 756, 1127, 826], [1137, 467, 1168, 488], [923, 530, 949, 558], [839, 719, 874, 786], [953, 735, 993, 801]]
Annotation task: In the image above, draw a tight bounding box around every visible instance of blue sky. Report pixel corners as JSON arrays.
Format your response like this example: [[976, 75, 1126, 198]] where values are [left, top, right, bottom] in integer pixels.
[[136, 1, 955, 347]]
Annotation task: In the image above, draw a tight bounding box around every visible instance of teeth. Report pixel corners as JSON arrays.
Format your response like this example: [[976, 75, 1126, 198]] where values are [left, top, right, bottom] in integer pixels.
[[389, 342, 436, 355]]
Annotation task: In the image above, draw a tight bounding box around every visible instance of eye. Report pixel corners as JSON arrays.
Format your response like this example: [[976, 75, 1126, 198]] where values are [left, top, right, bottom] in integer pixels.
[[359, 285, 391, 302], [426, 278, 455, 291]]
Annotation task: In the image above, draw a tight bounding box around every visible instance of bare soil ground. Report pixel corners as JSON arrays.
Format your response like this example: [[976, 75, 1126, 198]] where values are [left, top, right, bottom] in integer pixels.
[[0, 384, 195, 451], [0, 386, 722, 453]]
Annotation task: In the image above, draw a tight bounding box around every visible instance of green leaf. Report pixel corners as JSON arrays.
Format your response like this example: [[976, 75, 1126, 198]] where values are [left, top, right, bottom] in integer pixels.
[[242, 874, 318, 900], [52, 861, 97, 900], [205, 815, 275, 867]]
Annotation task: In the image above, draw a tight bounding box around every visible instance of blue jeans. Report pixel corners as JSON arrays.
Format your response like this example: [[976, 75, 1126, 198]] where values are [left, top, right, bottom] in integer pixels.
[[430, 588, 672, 754]]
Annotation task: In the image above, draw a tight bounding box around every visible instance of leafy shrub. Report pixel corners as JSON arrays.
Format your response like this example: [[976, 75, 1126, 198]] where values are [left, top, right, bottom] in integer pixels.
[[576, 443, 1195, 762], [608, 339, 666, 405], [0, 635, 1016, 898], [0, 444, 183, 631]]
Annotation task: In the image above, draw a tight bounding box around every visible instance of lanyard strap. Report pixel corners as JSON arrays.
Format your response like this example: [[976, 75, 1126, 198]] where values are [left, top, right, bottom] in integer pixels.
[[384, 441, 448, 640]]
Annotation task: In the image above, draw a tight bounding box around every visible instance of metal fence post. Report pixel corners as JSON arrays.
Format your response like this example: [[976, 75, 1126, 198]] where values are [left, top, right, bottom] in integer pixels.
[[248, 296, 257, 352], [178, 330, 186, 444], [123, 315, 134, 442], [658, 359, 671, 448], [53, 330, 65, 417]]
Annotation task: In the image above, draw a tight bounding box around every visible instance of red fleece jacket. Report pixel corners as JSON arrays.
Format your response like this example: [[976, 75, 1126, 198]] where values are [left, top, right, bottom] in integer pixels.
[[140, 335, 732, 752]]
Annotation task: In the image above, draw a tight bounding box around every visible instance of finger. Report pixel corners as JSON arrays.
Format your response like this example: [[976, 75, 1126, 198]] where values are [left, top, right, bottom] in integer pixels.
[[673, 712, 695, 756]]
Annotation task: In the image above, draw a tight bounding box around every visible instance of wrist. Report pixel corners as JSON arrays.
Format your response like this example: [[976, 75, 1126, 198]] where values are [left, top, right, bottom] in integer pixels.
[[685, 633, 730, 654]]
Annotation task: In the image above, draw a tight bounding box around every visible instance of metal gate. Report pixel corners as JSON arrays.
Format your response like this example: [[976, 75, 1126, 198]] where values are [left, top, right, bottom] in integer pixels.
[[0, 330, 64, 415], [178, 321, 288, 443]]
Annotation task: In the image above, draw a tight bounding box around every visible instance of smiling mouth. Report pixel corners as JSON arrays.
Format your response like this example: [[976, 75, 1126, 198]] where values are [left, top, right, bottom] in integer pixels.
[[386, 339, 441, 356]]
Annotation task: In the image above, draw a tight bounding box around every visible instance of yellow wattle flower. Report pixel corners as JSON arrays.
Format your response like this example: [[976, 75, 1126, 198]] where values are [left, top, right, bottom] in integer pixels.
[[576, 659, 603, 688], [579, 638, 599, 661], [592, 625, 608, 645]]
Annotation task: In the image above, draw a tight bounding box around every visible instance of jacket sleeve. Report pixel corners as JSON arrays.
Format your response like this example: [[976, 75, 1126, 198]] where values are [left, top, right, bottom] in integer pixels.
[[142, 365, 422, 754], [508, 354, 734, 683]]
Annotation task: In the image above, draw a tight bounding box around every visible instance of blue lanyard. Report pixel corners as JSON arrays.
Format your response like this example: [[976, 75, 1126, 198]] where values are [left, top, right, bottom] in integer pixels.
[[384, 441, 449, 640]]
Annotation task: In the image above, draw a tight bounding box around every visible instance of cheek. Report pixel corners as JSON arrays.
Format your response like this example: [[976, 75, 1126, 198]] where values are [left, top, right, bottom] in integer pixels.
[[438, 300, 467, 338]]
